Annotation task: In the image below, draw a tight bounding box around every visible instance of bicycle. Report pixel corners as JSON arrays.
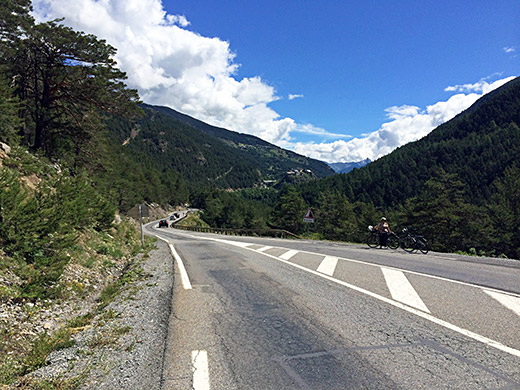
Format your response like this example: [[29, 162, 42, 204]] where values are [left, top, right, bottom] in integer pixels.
[[399, 227, 429, 254], [367, 226, 399, 250]]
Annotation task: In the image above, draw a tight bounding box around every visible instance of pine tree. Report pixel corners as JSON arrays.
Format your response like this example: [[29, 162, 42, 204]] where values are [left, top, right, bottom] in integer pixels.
[[489, 165, 520, 258], [0, 3, 142, 156], [272, 187, 307, 234]]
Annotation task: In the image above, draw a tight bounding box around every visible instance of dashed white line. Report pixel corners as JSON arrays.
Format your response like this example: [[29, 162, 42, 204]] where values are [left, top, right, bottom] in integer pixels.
[[484, 290, 520, 317], [191, 350, 210, 390], [156, 233, 520, 358], [254, 249, 520, 358], [317, 256, 338, 276], [381, 268, 430, 313], [280, 249, 299, 260], [257, 246, 273, 252]]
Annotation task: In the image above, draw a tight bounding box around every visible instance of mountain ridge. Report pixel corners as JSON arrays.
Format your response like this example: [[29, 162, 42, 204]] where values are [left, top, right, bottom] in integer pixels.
[[299, 76, 520, 209], [328, 158, 371, 173]]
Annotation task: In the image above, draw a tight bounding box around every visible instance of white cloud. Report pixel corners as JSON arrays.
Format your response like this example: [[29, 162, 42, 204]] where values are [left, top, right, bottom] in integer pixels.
[[29, 1, 518, 164], [288, 94, 304, 100], [31, 0, 296, 144], [284, 76, 516, 163], [166, 14, 190, 27], [444, 76, 513, 94]]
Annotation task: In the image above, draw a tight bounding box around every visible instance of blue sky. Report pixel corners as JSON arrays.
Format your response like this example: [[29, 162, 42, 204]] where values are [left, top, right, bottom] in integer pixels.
[[33, 0, 519, 163]]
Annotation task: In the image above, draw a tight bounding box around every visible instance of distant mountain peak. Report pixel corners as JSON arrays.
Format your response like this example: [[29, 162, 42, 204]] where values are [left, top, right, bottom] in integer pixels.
[[328, 158, 371, 173]]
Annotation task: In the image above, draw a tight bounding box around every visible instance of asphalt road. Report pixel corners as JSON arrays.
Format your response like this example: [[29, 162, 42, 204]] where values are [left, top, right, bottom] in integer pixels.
[[146, 223, 520, 389]]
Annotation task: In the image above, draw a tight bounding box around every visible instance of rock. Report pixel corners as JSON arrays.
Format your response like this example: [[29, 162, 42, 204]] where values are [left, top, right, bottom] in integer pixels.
[[0, 142, 11, 154]]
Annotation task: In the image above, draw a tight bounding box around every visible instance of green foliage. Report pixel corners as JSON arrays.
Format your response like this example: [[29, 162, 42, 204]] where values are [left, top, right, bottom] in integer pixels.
[[398, 170, 487, 253], [0, 3, 141, 159], [488, 165, 520, 258], [0, 167, 116, 298], [271, 187, 307, 234], [315, 191, 355, 241], [0, 72, 22, 144], [198, 190, 270, 230]]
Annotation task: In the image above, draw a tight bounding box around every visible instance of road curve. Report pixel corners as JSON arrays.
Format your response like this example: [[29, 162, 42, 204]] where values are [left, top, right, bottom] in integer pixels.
[[147, 223, 520, 389]]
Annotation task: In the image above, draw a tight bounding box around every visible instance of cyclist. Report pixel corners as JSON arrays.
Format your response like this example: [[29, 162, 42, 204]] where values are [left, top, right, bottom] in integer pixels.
[[374, 217, 392, 248]]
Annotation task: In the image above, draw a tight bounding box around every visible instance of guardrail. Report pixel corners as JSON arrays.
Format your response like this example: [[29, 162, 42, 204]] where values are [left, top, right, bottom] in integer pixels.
[[172, 225, 300, 239]]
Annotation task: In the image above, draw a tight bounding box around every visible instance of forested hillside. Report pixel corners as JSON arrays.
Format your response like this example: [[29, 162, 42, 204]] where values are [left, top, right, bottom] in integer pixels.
[[300, 77, 520, 208], [290, 77, 520, 258], [139, 104, 335, 179]]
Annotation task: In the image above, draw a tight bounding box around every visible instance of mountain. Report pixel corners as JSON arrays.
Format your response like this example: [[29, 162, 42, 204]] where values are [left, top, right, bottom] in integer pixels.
[[104, 104, 334, 193], [141, 104, 334, 179], [300, 76, 520, 209], [328, 159, 371, 173]]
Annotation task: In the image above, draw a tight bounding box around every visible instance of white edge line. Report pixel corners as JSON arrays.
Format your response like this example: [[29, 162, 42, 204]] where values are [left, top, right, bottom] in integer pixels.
[[165, 233, 520, 299], [208, 238, 520, 358], [198, 236, 520, 299], [155, 236, 193, 290], [169, 244, 193, 290], [191, 350, 210, 390]]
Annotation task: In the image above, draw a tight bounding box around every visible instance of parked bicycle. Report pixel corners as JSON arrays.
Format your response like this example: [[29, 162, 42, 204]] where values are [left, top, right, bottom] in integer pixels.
[[398, 227, 430, 254], [367, 226, 429, 253]]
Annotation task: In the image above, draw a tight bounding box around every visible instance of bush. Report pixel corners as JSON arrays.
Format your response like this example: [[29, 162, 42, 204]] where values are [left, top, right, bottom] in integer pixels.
[[0, 168, 116, 299]]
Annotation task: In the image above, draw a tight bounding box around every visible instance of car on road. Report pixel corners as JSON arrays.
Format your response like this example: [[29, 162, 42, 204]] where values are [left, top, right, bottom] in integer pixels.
[[158, 219, 168, 228]]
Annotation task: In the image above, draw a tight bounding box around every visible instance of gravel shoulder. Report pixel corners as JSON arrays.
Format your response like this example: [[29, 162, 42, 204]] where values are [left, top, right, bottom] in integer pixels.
[[25, 241, 174, 389]]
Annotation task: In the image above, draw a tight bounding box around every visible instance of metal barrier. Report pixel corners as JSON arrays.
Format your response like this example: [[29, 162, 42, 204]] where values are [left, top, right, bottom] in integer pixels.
[[172, 225, 300, 239]]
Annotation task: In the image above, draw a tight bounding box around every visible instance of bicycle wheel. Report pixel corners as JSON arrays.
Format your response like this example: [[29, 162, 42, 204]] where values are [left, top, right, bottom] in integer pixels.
[[387, 234, 399, 250], [417, 237, 429, 254], [402, 236, 416, 252], [367, 233, 379, 248]]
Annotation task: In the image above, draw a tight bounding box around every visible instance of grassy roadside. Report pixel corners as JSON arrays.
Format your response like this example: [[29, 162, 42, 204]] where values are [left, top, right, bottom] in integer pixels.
[[0, 218, 156, 389]]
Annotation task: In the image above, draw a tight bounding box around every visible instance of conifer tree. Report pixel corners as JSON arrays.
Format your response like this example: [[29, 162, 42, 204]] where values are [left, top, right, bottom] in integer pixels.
[[0, 1, 142, 156], [272, 187, 307, 234]]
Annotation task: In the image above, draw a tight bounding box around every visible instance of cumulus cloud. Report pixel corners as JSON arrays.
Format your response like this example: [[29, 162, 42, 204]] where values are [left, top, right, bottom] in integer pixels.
[[30, 1, 517, 164], [31, 0, 297, 144], [292, 124, 351, 139], [284, 76, 516, 163], [444, 76, 514, 94]]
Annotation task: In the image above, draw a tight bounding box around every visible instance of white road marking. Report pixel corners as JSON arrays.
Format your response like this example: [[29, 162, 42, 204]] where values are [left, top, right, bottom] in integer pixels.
[[154, 236, 193, 289], [213, 239, 251, 248], [317, 256, 338, 276], [163, 233, 520, 357], [280, 249, 299, 260], [381, 268, 430, 313], [484, 290, 520, 317], [257, 246, 273, 252], [188, 235, 520, 300], [191, 350, 210, 390], [168, 244, 193, 290], [203, 238, 520, 358]]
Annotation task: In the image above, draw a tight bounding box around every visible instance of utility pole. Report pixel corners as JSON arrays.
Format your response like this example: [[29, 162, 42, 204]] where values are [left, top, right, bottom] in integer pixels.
[[139, 204, 144, 246]]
